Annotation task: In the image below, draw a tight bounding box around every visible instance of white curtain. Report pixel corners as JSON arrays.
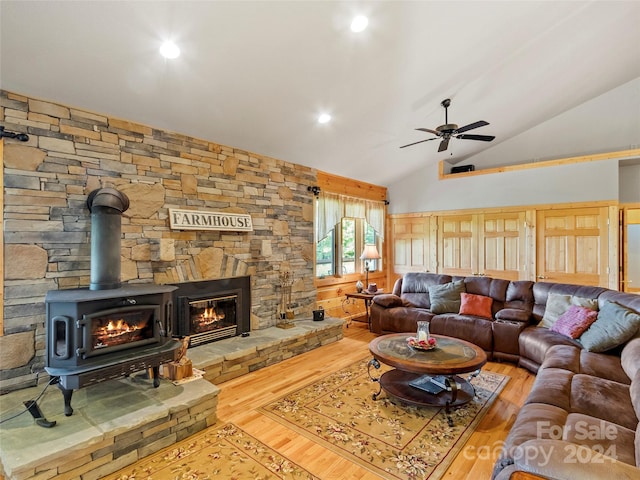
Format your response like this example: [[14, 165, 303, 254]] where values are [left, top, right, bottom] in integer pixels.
[[315, 191, 385, 242]]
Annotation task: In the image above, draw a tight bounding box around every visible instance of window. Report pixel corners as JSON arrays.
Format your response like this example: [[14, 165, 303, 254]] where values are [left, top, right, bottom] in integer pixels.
[[315, 218, 381, 278]]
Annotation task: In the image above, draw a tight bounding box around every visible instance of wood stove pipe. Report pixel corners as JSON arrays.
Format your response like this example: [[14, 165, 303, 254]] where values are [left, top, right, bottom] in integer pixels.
[[87, 188, 130, 290]]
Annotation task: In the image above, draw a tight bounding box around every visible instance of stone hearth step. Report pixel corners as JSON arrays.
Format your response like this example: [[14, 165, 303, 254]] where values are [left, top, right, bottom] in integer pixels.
[[0, 318, 344, 480]]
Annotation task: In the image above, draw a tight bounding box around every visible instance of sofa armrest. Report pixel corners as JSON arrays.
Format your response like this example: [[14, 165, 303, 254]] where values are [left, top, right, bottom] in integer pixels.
[[496, 308, 531, 323], [503, 439, 639, 480], [372, 294, 404, 308]]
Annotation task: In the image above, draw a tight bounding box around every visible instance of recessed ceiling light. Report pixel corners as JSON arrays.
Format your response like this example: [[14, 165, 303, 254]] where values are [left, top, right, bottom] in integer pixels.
[[160, 41, 180, 59], [350, 15, 368, 33], [318, 114, 331, 124]]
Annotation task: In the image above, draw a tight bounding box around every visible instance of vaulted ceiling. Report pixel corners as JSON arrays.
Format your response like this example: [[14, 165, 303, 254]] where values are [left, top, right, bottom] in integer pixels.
[[1, 1, 639, 186]]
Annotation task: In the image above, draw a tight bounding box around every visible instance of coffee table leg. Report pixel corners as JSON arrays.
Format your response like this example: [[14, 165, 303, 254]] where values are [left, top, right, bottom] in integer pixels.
[[367, 358, 383, 400], [444, 376, 458, 427]]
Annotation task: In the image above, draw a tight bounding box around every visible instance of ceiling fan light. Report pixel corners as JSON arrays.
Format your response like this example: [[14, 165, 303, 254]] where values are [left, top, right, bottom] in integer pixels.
[[350, 15, 368, 33]]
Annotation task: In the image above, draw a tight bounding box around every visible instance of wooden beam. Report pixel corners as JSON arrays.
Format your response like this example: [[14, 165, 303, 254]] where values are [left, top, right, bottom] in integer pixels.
[[439, 148, 640, 180], [316, 170, 387, 202]]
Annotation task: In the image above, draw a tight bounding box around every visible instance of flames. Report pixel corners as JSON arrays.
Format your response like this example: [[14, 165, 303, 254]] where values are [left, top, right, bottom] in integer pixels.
[[199, 307, 225, 325], [94, 318, 146, 348], [102, 319, 140, 336]]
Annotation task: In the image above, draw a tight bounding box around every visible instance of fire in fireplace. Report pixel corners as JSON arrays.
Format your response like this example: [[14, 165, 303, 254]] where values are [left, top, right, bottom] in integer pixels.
[[171, 276, 251, 346]]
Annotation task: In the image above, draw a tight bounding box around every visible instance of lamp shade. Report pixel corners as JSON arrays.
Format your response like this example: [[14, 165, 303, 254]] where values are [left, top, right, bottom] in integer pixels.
[[360, 244, 380, 260]]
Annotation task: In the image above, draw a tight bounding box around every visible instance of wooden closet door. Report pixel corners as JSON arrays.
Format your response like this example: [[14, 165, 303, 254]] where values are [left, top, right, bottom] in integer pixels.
[[621, 207, 640, 293], [536, 207, 609, 287], [438, 214, 475, 276], [478, 212, 526, 281], [391, 216, 434, 275]]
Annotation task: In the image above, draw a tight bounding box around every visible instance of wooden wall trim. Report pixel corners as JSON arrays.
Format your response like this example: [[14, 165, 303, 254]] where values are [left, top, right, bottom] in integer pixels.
[[316, 170, 387, 202], [388, 199, 618, 219], [438, 148, 640, 180]]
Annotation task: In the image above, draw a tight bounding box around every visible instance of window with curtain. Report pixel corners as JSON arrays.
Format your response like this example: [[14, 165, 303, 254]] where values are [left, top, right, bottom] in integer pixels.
[[314, 192, 385, 278]]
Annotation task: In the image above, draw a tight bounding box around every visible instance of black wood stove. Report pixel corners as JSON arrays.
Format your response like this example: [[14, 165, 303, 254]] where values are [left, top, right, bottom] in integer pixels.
[[44, 188, 181, 416]]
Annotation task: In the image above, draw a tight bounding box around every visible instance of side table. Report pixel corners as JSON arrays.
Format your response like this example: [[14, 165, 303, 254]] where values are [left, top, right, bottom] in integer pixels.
[[344, 290, 383, 331]]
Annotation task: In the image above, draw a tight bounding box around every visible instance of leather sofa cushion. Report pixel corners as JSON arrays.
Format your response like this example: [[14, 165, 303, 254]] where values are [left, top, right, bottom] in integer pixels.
[[542, 345, 630, 385], [401, 292, 432, 309], [636, 422, 640, 468], [526, 368, 636, 429], [570, 374, 636, 430], [500, 403, 569, 456], [372, 294, 403, 308], [621, 338, 640, 380], [563, 413, 637, 466], [631, 371, 640, 423], [398, 273, 452, 309], [519, 327, 581, 370], [374, 306, 434, 334], [430, 314, 493, 352], [400, 272, 451, 295], [496, 308, 531, 322], [504, 280, 534, 311]]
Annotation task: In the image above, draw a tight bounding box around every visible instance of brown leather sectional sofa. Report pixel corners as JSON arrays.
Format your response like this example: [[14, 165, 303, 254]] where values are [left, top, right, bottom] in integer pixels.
[[369, 272, 640, 479]]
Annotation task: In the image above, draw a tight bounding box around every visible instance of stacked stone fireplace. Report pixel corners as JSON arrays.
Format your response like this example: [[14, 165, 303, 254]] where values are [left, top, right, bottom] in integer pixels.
[[0, 91, 317, 397]]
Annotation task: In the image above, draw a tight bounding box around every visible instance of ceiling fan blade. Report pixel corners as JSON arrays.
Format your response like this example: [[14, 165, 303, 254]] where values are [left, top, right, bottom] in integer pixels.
[[399, 137, 438, 149], [456, 134, 495, 142], [456, 120, 489, 134], [438, 138, 450, 152], [416, 128, 441, 136]]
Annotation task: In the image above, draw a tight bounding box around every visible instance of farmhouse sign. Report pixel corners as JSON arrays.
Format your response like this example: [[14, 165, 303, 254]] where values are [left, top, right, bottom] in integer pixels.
[[169, 208, 253, 232]]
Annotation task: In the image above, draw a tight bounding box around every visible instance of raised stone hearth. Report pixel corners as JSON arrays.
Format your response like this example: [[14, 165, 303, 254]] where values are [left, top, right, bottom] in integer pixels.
[[0, 319, 343, 479]]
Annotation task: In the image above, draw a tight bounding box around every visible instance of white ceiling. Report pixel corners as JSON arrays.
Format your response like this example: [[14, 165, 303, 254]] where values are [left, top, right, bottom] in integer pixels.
[[1, 1, 639, 186]]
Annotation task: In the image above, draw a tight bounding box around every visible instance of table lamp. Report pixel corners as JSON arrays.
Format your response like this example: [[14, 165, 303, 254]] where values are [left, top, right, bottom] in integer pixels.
[[360, 244, 380, 290]]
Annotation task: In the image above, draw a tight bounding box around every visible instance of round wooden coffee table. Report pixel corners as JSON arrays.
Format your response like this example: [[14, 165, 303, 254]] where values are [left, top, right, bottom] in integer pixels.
[[368, 333, 487, 421]]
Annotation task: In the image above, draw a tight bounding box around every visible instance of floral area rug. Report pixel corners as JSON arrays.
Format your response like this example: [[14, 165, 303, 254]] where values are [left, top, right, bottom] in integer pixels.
[[259, 358, 508, 480], [105, 422, 319, 480]]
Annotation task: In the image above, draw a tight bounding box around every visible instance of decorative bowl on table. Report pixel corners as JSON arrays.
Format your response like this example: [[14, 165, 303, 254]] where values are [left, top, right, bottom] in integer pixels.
[[407, 336, 438, 351]]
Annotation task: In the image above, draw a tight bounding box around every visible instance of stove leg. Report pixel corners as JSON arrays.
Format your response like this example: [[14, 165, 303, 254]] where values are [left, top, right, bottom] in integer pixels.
[[23, 400, 57, 428], [58, 382, 74, 416]]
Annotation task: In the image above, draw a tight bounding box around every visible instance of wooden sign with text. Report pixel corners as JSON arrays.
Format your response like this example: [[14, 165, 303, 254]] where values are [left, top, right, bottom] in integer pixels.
[[169, 208, 253, 232]]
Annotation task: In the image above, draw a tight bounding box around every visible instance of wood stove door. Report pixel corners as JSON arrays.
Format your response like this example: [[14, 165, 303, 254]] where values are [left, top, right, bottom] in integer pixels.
[[77, 304, 161, 358]]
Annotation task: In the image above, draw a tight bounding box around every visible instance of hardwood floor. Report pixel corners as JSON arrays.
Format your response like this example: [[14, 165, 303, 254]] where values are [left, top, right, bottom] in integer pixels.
[[212, 321, 536, 479]]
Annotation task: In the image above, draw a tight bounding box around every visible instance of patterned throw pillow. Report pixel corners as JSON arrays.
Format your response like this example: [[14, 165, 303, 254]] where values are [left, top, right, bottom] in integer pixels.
[[539, 294, 598, 328], [550, 305, 599, 339], [428, 280, 465, 314], [459, 293, 493, 319]]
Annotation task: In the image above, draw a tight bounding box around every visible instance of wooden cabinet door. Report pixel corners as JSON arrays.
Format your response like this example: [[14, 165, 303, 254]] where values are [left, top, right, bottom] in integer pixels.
[[438, 215, 475, 276], [391, 216, 435, 275], [478, 212, 527, 281], [536, 207, 609, 287]]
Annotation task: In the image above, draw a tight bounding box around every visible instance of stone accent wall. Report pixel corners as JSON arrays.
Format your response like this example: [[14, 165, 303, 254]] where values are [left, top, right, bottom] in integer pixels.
[[0, 90, 318, 393]]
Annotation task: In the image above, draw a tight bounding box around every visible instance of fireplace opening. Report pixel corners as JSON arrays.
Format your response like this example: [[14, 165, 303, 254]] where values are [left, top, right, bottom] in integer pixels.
[[189, 294, 237, 335], [171, 276, 251, 347]]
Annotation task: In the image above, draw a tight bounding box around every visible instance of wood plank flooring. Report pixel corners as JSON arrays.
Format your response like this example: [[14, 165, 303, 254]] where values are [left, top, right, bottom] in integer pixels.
[[212, 321, 536, 479]]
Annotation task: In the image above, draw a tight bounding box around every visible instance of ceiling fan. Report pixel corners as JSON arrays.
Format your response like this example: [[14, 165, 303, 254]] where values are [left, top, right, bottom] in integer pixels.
[[400, 98, 495, 152]]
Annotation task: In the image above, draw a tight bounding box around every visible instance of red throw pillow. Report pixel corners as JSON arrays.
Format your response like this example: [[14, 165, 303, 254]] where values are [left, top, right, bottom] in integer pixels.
[[550, 305, 598, 339], [459, 293, 493, 319]]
